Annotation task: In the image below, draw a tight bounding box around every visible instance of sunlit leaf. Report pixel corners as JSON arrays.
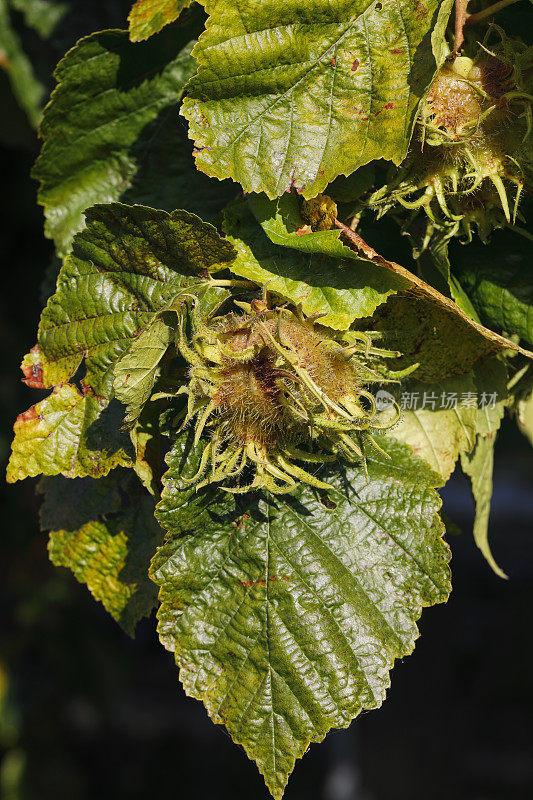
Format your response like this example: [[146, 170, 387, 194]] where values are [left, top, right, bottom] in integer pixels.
[[182, 0, 453, 198], [152, 435, 450, 798], [6, 384, 132, 483], [128, 0, 192, 41]]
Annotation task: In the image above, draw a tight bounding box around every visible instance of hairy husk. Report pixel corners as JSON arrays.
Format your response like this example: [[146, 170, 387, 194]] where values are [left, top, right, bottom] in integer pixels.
[[176, 302, 412, 495], [366, 27, 533, 243]]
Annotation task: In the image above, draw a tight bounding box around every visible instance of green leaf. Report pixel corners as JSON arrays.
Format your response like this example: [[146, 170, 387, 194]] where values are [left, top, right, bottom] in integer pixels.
[[182, 0, 452, 198], [454, 237, 533, 347], [33, 21, 226, 256], [128, 0, 192, 41], [38, 202, 235, 396], [392, 374, 477, 481], [471, 355, 508, 437], [6, 384, 132, 483], [460, 434, 507, 580], [517, 390, 533, 444], [9, 0, 68, 38], [224, 198, 407, 328], [151, 436, 450, 799], [40, 472, 163, 634], [0, 0, 46, 127]]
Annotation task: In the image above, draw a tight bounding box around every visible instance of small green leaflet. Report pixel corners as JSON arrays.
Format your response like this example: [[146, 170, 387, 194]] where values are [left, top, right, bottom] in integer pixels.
[[151, 435, 450, 799], [6, 385, 132, 483], [114, 314, 175, 428], [182, 0, 453, 198], [40, 472, 163, 635], [38, 203, 236, 397], [128, 0, 192, 41]]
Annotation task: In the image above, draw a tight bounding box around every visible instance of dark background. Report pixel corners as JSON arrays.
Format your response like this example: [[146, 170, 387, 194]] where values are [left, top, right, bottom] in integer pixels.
[[1, 3, 532, 798]]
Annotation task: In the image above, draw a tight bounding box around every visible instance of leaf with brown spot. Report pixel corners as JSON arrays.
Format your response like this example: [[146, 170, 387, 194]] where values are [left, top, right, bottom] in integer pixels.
[[182, 0, 454, 198], [20, 344, 46, 389], [7, 384, 132, 483]]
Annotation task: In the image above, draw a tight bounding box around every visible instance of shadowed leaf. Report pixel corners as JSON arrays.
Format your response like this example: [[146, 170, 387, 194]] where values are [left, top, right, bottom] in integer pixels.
[[32, 20, 233, 255], [41, 473, 162, 634], [456, 247, 533, 347]]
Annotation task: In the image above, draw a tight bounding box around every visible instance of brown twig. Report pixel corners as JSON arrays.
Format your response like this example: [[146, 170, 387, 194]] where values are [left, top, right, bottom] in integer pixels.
[[466, 0, 520, 26], [334, 219, 378, 260], [454, 0, 470, 54], [332, 218, 533, 360]]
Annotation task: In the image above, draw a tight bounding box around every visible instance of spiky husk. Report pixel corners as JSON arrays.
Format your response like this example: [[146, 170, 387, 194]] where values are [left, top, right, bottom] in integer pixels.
[[176, 302, 411, 495], [366, 27, 533, 243]]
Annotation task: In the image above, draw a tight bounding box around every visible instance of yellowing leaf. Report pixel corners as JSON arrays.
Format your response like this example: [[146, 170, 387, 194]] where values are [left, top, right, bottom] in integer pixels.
[[128, 0, 192, 41], [7, 384, 132, 483], [41, 474, 163, 634], [392, 375, 477, 481]]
